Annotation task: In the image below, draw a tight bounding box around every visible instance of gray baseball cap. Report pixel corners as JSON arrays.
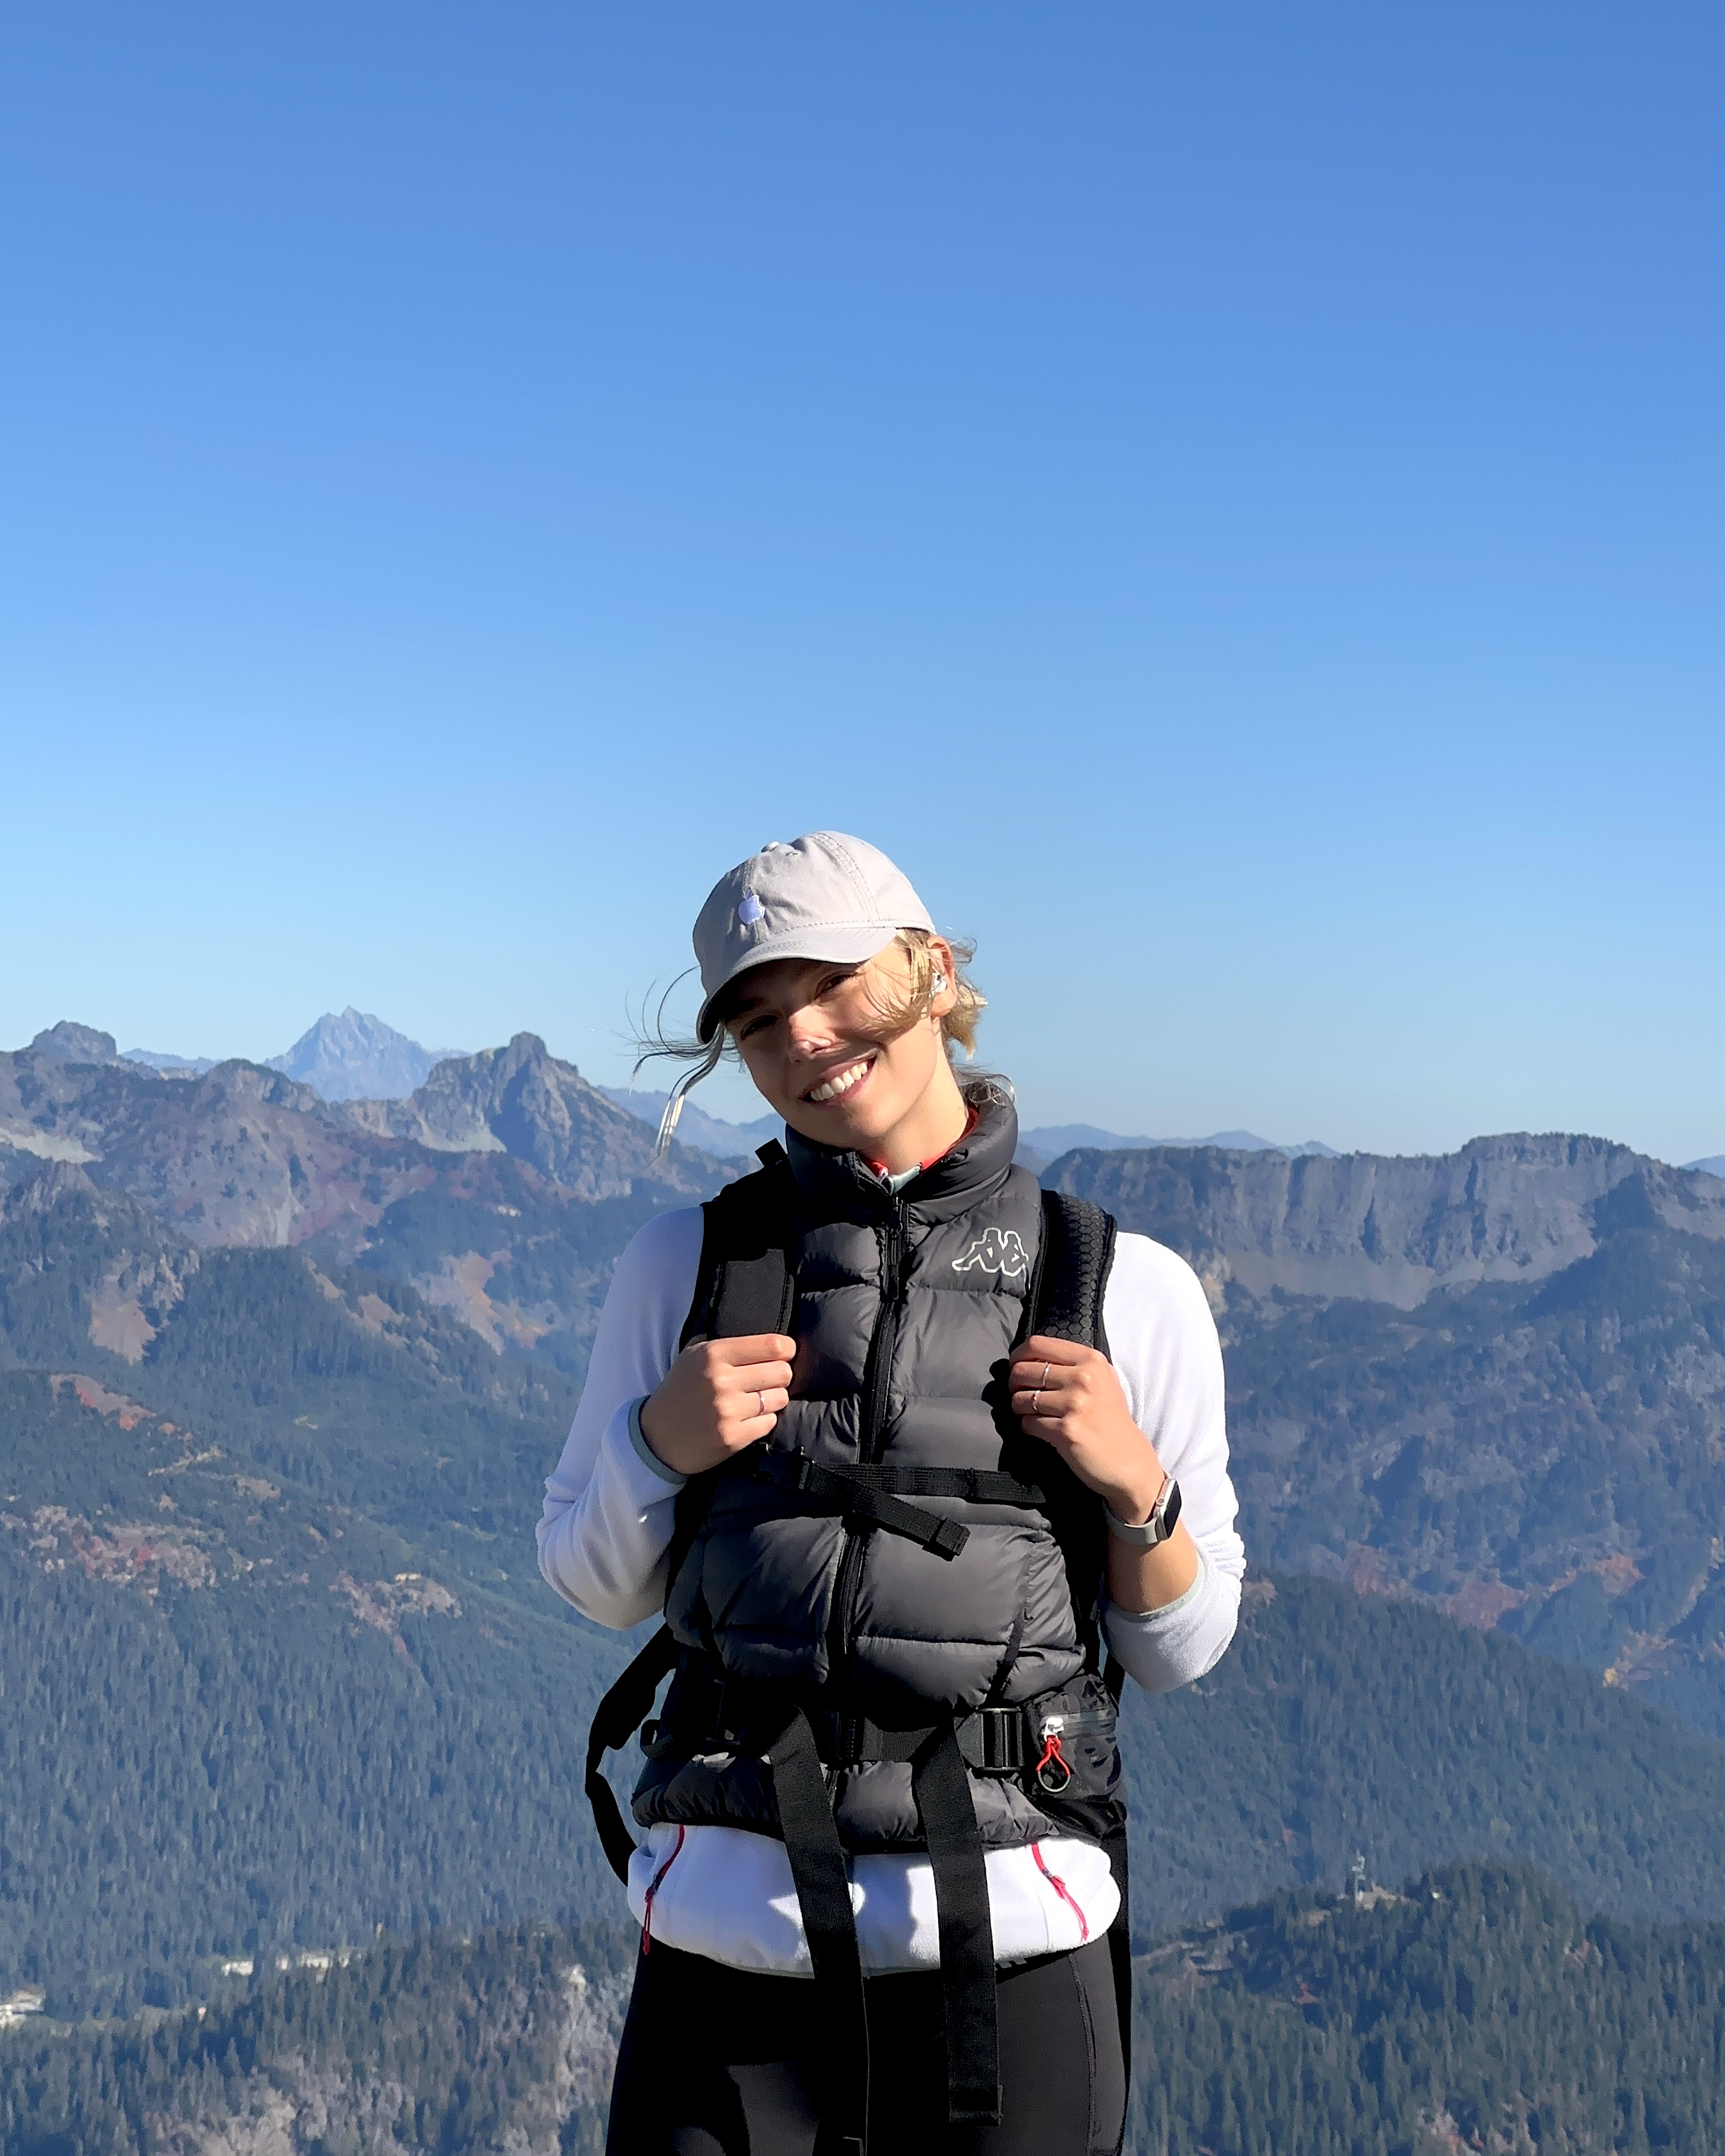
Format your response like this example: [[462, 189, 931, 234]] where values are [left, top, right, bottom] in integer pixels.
[[693, 832, 937, 1040]]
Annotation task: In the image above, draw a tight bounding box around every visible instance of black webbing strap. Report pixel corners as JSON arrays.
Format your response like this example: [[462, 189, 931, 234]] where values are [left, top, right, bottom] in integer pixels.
[[913, 1723, 1002, 2125], [1104, 1818, 1132, 2088], [768, 1708, 869, 2156], [1100, 1650, 1132, 2084], [756, 1449, 970, 1559], [811, 1461, 1048, 1505], [585, 1626, 679, 1883], [1021, 1189, 1120, 1680]]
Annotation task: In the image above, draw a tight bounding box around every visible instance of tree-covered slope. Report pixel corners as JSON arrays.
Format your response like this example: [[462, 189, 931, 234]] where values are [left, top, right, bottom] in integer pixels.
[[311, 1149, 684, 1379], [8, 1351, 1724, 2016], [0, 1918, 636, 2156], [1132, 1861, 1725, 2155], [0, 1369, 635, 2017], [1124, 1574, 1725, 1931], [9, 1866, 1724, 2156], [0, 1166, 582, 1608]]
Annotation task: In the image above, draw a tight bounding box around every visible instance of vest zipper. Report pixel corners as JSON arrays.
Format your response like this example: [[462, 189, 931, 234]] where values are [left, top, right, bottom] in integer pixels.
[[827, 1198, 908, 1747], [860, 1200, 907, 1467]]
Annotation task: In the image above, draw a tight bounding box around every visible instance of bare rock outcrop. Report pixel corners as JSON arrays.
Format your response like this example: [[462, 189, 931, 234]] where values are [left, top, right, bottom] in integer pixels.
[[1047, 1132, 1725, 1307], [340, 1032, 712, 1199]]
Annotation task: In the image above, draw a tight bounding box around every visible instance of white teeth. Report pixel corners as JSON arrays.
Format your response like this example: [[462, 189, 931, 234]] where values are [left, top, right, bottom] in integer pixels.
[[807, 1059, 870, 1104]]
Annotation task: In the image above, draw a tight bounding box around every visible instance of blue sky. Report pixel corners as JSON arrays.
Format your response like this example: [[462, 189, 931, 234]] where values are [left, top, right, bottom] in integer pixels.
[[2, 5, 1719, 1160]]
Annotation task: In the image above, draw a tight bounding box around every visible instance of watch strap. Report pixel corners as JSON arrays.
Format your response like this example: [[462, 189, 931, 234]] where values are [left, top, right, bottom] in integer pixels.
[[1104, 1476, 1181, 1546]]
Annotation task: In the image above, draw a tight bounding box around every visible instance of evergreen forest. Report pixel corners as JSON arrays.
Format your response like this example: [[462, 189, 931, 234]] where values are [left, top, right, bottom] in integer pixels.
[[7, 1863, 1725, 2156]]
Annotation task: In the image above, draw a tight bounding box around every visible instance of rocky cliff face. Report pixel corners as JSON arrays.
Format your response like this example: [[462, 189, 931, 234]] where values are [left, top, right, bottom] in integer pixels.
[[339, 1034, 708, 1201], [1047, 1132, 1725, 1307]]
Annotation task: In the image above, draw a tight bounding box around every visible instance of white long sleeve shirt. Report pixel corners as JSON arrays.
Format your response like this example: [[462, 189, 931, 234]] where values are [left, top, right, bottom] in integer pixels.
[[538, 1205, 1244, 1976]]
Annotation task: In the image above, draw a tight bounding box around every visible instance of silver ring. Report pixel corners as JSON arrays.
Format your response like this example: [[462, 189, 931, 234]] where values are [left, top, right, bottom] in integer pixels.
[[756, 1389, 767, 1417], [1040, 1361, 1052, 1389], [1030, 1388, 1043, 1416]]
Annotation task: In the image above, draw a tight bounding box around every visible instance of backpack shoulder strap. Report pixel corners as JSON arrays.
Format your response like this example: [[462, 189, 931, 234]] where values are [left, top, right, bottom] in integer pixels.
[[679, 1140, 799, 1348], [1028, 1185, 1132, 2012], [1027, 1189, 1117, 1355]]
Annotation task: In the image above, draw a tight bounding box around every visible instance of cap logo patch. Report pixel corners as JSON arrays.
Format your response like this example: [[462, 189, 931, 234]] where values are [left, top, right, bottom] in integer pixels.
[[736, 894, 765, 926], [951, 1227, 1030, 1278]]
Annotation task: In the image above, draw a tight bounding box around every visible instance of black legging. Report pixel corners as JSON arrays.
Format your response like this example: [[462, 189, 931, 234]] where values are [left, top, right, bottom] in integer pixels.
[[605, 1936, 1126, 2155]]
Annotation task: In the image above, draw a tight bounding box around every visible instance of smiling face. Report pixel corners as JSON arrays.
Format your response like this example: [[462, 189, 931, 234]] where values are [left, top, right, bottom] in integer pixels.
[[722, 935, 972, 1173]]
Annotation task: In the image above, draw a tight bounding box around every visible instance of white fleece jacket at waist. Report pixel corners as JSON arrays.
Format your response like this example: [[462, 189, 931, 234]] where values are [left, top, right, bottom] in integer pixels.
[[629, 1823, 1117, 1975]]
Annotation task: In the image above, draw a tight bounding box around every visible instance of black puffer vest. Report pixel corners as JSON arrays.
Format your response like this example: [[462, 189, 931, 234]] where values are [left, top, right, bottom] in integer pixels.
[[586, 1091, 1127, 2146], [635, 1092, 1120, 1853]]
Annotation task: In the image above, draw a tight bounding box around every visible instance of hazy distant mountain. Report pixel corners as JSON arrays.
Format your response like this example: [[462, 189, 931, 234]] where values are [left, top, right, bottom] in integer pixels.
[[26, 1021, 125, 1066], [266, 1008, 463, 1102], [1690, 1155, 1725, 1180], [598, 1084, 782, 1160], [597, 1097, 1337, 1168], [1019, 1122, 1337, 1172], [120, 1047, 217, 1077]]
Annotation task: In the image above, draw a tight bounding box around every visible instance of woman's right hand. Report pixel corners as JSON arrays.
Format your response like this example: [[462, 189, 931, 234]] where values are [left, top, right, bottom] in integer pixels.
[[636, 1334, 797, 1478]]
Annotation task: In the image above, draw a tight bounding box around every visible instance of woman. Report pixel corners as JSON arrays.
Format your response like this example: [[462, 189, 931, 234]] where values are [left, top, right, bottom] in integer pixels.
[[539, 832, 1244, 2156]]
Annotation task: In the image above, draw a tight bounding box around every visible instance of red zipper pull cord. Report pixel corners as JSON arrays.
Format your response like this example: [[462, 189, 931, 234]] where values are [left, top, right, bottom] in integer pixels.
[[1034, 1731, 1072, 1793]]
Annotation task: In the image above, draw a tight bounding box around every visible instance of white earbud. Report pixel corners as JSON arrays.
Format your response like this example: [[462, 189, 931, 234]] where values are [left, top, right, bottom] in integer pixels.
[[932, 971, 949, 994]]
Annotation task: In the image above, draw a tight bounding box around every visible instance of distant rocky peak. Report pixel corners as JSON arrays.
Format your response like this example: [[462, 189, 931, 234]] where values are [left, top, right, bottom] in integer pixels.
[[337, 1030, 718, 1199], [266, 1009, 465, 1103], [28, 1022, 122, 1066], [485, 1032, 554, 1077]]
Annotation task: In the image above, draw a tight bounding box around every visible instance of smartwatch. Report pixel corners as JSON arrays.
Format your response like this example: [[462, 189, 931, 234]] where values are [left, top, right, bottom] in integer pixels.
[[1105, 1476, 1182, 1546]]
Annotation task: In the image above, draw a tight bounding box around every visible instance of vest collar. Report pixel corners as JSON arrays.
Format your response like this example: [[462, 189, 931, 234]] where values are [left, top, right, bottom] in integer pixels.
[[784, 1085, 1021, 1224]]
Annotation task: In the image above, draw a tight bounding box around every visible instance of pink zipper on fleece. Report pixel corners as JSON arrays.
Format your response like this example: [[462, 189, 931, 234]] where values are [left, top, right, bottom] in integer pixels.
[[640, 1825, 686, 1955], [1031, 1841, 1090, 1943]]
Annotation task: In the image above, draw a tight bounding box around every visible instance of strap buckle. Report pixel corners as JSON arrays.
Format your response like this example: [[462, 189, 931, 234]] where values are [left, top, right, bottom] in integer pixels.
[[925, 1517, 969, 1560], [955, 1707, 1026, 1775]]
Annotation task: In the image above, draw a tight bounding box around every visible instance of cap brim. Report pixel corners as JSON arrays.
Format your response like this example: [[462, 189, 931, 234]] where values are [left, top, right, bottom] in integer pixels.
[[697, 923, 905, 1039]]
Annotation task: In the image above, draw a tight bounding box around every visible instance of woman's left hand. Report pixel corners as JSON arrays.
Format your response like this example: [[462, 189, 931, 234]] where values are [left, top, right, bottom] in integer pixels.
[[1008, 1336, 1165, 1526]]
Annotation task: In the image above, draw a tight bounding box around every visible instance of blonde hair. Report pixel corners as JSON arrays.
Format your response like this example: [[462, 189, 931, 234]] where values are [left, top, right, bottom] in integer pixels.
[[865, 929, 985, 1057], [637, 930, 986, 1080]]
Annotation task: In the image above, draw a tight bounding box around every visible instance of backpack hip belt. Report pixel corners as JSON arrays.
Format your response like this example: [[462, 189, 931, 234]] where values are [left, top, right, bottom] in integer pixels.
[[641, 1644, 1117, 1787]]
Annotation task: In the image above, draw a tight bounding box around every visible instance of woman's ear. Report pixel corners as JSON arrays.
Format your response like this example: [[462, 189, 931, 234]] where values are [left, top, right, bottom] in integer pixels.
[[928, 937, 957, 1018]]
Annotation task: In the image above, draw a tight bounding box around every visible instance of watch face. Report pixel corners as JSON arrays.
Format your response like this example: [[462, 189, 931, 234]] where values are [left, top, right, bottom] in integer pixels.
[[1161, 1480, 1182, 1538]]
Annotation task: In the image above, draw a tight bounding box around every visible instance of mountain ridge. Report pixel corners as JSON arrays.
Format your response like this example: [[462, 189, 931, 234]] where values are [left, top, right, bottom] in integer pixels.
[[266, 1008, 465, 1101], [1021, 1121, 1337, 1166], [1046, 1129, 1725, 1307], [0, 1031, 722, 1250]]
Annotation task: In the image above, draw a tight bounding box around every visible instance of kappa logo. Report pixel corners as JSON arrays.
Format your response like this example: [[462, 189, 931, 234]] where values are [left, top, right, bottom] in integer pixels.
[[951, 1226, 1030, 1278]]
